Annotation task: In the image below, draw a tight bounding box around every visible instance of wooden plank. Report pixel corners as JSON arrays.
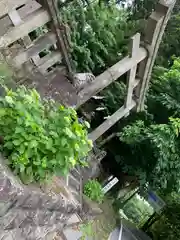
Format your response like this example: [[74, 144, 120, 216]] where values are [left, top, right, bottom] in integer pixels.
[[8, 8, 41, 65], [13, 32, 56, 66], [0, 1, 41, 36], [0, 0, 28, 18], [8, 10, 22, 26], [88, 100, 136, 142], [38, 51, 62, 74], [8, 9, 32, 46], [76, 47, 147, 108], [0, 8, 50, 48], [125, 33, 140, 108]]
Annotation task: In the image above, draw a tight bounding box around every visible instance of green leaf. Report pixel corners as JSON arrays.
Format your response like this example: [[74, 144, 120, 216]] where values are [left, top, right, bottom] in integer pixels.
[[0, 109, 6, 117], [33, 161, 41, 166], [18, 144, 26, 154], [15, 127, 23, 134], [84, 121, 90, 128], [13, 139, 22, 146], [42, 157, 47, 168], [74, 143, 80, 151], [46, 139, 53, 149], [30, 140, 38, 148], [26, 166, 33, 175], [4, 141, 13, 149], [61, 138, 67, 146], [64, 128, 73, 137], [61, 167, 69, 176], [5, 96, 13, 104], [19, 164, 25, 173]]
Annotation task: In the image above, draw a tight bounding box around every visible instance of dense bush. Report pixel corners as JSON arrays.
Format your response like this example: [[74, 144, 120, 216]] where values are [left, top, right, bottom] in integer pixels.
[[0, 86, 92, 183], [119, 117, 180, 192], [84, 179, 104, 203], [98, 59, 180, 193], [150, 193, 180, 240]]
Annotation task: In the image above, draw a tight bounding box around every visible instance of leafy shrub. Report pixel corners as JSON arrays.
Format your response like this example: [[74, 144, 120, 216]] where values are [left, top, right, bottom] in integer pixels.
[[0, 86, 92, 183], [84, 179, 104, 203]]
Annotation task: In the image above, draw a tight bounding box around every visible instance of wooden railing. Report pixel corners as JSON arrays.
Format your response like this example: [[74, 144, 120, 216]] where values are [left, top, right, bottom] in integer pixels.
[[82, 0, 176, 142], [0, 0, 73, 78], [0, 0, 176, 143]]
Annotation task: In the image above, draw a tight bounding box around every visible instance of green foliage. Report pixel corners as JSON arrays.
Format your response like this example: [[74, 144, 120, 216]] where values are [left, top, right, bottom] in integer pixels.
[[0, 86, 92, 183], [148, 58, 180, 121], [157, 3, 180, 66], [129, 0, 158, 20], [100, 59, 180, 194], [101, 81, 126, 115], [123, 194, 154, 225], [61, 0, 139, 74], [119, 117, 180, 192], [151, 193, 180, 240], [29, 25, 48, 41], [128, 0, 180, 67], [84, 179, 104, 203]]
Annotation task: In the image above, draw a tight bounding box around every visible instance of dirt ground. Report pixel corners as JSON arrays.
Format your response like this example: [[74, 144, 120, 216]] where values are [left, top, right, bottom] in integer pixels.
[[91, 198, 117, 240]]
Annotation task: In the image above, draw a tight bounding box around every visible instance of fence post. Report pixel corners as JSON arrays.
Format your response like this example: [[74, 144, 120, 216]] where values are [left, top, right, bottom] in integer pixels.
[[135, 0, 176, 112], [124, 33, 140, 113]]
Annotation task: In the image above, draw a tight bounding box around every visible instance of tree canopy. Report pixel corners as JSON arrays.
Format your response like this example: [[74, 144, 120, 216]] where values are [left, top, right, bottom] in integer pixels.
[[60, 0, 139, 74]]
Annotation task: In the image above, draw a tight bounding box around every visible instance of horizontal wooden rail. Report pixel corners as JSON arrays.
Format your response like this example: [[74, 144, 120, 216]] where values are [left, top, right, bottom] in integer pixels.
[[38, 51, 62, 74], [0, 8, 50, 48], [13, 32, 57, 66], [76, 47, 147, 107], [0, 1, 41, 36], [88, 100, 136, 142]]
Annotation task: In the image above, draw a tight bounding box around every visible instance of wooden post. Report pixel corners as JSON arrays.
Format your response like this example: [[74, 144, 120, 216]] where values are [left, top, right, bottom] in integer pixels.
[[136, 0, 176, 111], [124, 33, 140, 112]]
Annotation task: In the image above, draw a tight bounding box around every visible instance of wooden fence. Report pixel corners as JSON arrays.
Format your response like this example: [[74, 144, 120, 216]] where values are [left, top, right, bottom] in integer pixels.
[[0, 0, 73, 79], [81, 0, 176, 142], [0, 0, 176, 143]]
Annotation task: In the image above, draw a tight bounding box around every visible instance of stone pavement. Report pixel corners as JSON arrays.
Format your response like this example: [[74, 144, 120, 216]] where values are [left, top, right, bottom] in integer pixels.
[[0, 155, 80, 240]]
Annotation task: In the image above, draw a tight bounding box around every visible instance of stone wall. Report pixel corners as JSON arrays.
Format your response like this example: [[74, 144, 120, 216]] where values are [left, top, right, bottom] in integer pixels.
[[0, 155, 78, 240], [81, 147, 106, 184]]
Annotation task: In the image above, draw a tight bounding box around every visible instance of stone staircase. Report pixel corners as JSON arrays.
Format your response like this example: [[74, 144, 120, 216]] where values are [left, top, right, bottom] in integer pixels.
[[0, 155, 80, 240]]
